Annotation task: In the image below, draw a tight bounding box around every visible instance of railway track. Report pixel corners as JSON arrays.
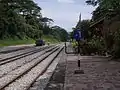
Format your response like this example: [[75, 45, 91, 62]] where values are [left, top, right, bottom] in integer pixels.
[[0, 45, 54, 65], [0, 45, 58, 78], [0, 45, 52, 60], [0, 45, 34, 54], [0, 45, 64, 90], [0, 46, 42, 60]]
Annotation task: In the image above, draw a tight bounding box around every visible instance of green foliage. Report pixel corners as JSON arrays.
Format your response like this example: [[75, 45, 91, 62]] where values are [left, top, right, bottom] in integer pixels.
[[88, 36, 105, 50], [86, 0, 120, 58], [86, 0, 120, 20], [80, 20, 91, 39], [51, 26, 68, 42], [42, 35, 59, 44], [71, 40, 78, 48], [110, 29, 120, 58], [0, 38, 35, 47], [72, 18, 105, 55], [0, 0, 43, 39], [0, 0, 68, 44], [74, 19, 92, 40]]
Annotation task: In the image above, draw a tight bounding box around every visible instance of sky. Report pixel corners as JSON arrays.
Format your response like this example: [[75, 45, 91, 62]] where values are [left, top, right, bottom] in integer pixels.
[[34, 0, 96, 32]]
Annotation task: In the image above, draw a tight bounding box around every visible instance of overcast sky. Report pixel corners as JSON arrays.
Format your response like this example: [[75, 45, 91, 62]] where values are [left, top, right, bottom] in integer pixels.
[[34, 0, 96, 32]]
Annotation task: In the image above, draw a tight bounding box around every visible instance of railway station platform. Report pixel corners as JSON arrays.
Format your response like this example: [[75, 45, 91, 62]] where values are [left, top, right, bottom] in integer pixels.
[[43, 44, 120, 90], [64, 54, 120, 90]]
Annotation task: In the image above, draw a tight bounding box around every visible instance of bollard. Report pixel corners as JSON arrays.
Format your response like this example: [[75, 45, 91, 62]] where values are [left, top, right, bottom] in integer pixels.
[[78, 60, 80, 68]]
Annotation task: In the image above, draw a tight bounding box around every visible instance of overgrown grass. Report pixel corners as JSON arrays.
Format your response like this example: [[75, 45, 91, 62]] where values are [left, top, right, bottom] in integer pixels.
[[0, 38, 35, 47], [42, 35, 60, 44], [0, 35, 60, 47]]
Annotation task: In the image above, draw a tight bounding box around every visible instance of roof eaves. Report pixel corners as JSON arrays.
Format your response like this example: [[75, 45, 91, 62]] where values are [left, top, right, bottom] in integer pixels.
[[90, 17, 105, 28]]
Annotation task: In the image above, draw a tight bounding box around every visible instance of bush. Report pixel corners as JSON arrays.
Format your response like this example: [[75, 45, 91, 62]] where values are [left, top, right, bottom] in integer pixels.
[[71, 36, 106, 55], [111, 29, 120, 58]]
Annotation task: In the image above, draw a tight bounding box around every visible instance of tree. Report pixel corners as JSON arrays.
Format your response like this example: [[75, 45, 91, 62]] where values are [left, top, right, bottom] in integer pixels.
[[86, 0, 120, 58], [75, 19, 91, 39], [51, 26, 68, 42], [0, 0, 68, 43], [0, 0, 46, 39], [86, 0, 120, 20]]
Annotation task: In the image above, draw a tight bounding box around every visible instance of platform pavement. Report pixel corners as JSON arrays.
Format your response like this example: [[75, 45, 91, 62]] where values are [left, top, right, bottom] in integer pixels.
[[64, 55, 120, 90]]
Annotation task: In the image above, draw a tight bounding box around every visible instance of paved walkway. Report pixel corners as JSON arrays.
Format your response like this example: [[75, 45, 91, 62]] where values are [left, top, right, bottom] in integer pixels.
[[64, 55, 120, 90]]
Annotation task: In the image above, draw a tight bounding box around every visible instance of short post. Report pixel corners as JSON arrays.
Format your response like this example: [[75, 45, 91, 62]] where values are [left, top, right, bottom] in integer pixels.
[[78, 41, 80, 69], [65, 42, 67, 54], [78, 59, 80, 69]]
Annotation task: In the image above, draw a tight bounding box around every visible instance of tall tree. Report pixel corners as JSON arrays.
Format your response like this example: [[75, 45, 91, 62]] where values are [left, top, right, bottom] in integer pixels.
[[0, 0, 51, 39], [86, 0, 120, 20], [51, 26, 68, 41]]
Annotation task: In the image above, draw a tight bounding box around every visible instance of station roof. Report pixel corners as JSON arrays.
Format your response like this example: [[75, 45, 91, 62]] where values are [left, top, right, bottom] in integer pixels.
[[90, 17, 105, 28]]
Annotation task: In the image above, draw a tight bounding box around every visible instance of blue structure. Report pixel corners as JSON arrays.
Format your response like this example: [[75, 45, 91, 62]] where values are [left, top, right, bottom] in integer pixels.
[[73, 30, 83, 41]]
